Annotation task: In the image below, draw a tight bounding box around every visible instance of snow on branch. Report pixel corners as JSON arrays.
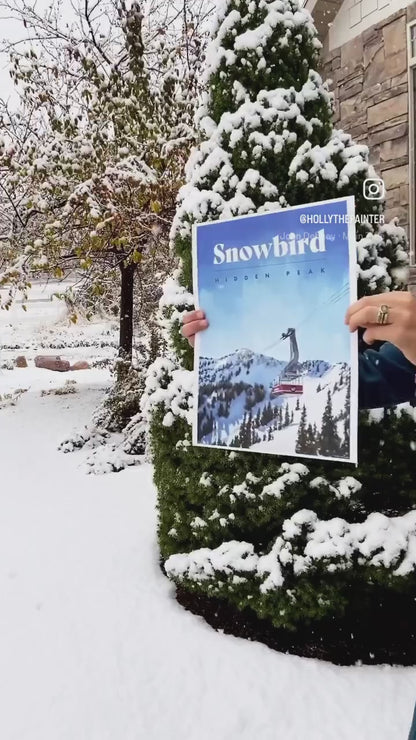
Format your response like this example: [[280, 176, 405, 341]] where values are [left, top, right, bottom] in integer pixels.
[[166, 509, 416, 590]]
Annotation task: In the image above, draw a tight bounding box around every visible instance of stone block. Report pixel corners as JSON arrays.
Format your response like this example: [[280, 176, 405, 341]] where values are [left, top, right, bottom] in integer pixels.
[[342, 71, 364, 90], [384, 206, 409, 228], [340, 96, 358, 119], [369, 144, 381, 166], [380, 135, 408, 163], [367, 93, 408, 127], [341, 35, 363, 68], [70, 361, 90, 371], [364, 35, 383, 68], [364, 46, 385, 88], [373, 82, 407, 106], [391, 72, 409, 87], [339, 82, 363, 102], [15, 356, 27, 368], [386, 186, 401, 207], [342, 112, 368, 133], [383, 14, 406, 55], [399, 183, 410, 205], [334, 64, 363, 86], [381, 163, 409, 190], [363, 26, 383, 47], [370, 119, 408, 142], [34, 355, 71, 372], [349, 123, 369, 140], [384, 154, 408, 170], [354, 133, 369, 144], [384, 50, 408, 78], [361, 82, 383, 102]]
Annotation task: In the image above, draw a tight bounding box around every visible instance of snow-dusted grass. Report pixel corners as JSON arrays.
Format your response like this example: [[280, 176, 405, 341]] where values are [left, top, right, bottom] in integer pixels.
[[1, 288, 416, 740]]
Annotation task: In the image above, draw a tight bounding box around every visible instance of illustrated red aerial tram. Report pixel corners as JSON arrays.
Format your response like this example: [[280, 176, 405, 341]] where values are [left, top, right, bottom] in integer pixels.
[[271, 328, 304, 397]]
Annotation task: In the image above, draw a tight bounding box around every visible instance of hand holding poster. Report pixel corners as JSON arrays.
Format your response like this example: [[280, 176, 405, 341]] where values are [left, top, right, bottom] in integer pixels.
[[192, 197, 358, 464]]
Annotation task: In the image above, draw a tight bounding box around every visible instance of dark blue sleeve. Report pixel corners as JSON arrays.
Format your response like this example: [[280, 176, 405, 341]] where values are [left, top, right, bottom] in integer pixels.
[[359, 342, 416, 409]]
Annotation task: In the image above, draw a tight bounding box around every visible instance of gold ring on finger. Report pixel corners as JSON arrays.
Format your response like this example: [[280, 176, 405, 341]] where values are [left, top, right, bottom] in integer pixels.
[[376, 304, 391, 326]]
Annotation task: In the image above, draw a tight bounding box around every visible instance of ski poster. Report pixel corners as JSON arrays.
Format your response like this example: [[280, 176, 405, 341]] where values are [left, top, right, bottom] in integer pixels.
[[192, 196, 358, 464]]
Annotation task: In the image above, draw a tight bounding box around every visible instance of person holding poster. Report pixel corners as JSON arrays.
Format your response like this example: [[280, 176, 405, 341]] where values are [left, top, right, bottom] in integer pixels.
[[184, 198, 416, 465], [183, 292, 416, 411]]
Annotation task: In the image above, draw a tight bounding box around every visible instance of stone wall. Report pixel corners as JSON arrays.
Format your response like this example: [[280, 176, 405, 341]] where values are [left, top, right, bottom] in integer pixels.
[[322, 4, 416, 237]]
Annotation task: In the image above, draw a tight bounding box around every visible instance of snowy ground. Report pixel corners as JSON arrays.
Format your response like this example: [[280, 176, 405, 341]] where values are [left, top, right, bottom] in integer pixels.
[[1, 291, 416, 740], [0, 280, 119, 371]]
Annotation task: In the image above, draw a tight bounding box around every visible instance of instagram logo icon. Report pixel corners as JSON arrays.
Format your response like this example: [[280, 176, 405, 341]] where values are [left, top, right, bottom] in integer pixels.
[[363, 178, 385, 201]]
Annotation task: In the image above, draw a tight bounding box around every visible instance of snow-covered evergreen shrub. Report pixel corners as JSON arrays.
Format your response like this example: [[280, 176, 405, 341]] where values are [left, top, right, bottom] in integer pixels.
[[94, 359, 145, 434], [150, 0, 415, 663]]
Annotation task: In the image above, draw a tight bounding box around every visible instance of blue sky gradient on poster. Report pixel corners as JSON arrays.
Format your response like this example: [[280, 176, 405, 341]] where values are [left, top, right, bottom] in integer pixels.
[[196, 199, 353, 365]]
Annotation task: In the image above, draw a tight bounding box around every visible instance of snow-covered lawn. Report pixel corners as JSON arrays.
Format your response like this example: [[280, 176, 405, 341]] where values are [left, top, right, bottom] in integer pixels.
[[0, 281, 119, 371], [1, 294, 416, 740]]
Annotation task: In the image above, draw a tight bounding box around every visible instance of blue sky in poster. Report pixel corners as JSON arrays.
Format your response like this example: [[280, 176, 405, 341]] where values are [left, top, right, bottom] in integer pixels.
[[195, 199, 355, 365]]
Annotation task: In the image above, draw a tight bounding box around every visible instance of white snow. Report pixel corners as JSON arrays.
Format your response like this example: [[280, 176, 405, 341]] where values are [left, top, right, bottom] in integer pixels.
[[0, 287, 416, 740], [0, 281, 119, 373], [168, 503, 416, 590]]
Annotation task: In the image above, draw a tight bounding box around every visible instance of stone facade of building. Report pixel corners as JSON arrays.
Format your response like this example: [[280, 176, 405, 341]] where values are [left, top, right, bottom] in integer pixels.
[[320, 2, 416, 287]]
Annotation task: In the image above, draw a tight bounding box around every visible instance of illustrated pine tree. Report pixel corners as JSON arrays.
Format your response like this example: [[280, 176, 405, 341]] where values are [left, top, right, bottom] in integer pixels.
[[296, 405, 308, 454], [284, 404, 291, 428], [340, 381, 351, 456], [247, 410, 254, 447], [256, 408, 262, 428], [305, 424, 317, 455], [148, 0, 416, 664], [319, 391, 341, 458]]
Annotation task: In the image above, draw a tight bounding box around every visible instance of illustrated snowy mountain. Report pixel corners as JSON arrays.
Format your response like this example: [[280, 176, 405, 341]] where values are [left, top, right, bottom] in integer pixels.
[[197, 349, 350, 460], [199, 349, 330, 388]]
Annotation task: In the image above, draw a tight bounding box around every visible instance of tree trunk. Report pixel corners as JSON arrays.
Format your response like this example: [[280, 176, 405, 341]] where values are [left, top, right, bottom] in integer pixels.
[[119, 261, 135, 361]]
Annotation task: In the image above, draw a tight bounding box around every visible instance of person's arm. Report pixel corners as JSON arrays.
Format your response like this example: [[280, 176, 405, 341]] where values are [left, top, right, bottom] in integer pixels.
[[359, 342, 416, 409], [346, 293, 416, 409], [184, 295, 416, 410]]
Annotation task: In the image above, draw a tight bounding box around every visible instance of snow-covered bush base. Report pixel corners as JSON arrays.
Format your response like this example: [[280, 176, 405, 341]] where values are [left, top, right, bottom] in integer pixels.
[[84, 443, 144, 475], [166, 509, 416, 590], [59, 355, 154, 473], [59, 424, 145, 474], [59, 427, 110, 454]]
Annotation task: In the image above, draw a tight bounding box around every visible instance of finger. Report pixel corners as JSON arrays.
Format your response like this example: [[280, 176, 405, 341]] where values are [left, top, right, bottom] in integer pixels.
[[348, 305, 396, 333], [363, 326, 397, 345], [183, 310, 206, 325], [181, 319, 209, 338], [362, 328, 378, 345], [345, 292, 411, 324]]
